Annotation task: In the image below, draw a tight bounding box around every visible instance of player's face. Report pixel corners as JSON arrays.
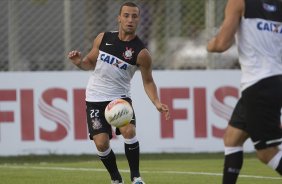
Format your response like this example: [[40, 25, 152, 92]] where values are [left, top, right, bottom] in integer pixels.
[[118, 6, 140, 34]]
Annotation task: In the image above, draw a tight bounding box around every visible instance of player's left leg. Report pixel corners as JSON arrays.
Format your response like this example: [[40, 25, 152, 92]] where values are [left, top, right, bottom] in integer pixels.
[[119, 123, 145, 183], [244, 75, 282, 176]]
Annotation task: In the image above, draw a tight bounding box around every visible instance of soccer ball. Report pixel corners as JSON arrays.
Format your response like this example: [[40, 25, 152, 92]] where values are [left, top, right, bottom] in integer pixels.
[[104, 98, 133, 128]]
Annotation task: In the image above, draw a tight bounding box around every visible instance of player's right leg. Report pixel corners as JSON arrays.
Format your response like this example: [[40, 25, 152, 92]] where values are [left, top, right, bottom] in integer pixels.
[[222, 98, 249, 184], [86, 101, 123, 183], [93, 133, 123, 183], [222, 125, 249, 184]]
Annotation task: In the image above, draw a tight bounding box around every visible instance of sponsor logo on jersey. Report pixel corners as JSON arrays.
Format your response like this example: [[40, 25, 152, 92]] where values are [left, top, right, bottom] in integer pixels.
[[257, 21, 282, 33], [262, 3, 277, 12], [100, 53, 128, 70], [123, 47, 134, 60]]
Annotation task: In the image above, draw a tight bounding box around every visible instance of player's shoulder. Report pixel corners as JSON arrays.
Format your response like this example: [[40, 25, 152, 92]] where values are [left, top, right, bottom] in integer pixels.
[[94, 31, 117, 45], [95, 31, 117, 40], [137, 48, 152, 64], [139, 48, 151, 57], [103, 31, 118, 38], [92, 32, 105, 47]]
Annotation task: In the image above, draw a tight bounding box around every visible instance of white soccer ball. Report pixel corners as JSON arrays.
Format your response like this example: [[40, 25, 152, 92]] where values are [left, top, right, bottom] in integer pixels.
[[104, 98, 133, 128]]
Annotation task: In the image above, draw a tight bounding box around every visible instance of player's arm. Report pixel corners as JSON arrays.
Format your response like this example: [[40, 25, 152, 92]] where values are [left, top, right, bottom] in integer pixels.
[[137, 49, 170, 120], [207, 0, 244, 52], [68, 32, 104, 70]]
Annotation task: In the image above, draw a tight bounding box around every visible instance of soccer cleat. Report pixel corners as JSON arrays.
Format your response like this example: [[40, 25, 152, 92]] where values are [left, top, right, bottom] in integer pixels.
[[111, 180, 124, 184], [132, 177, 145, 184]]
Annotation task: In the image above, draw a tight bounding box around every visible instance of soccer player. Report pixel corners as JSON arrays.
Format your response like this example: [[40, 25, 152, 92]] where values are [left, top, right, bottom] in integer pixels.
[[68, 2, 169, 184], [207, 0, 282, 183]]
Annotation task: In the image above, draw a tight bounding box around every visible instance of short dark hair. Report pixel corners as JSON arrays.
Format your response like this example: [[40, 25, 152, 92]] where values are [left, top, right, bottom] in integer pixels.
[[119, 2, 140, 15]]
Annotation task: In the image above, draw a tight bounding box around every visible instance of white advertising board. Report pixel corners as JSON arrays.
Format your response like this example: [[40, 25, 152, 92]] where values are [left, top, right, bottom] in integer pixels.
[[0, 70, 260, 155]]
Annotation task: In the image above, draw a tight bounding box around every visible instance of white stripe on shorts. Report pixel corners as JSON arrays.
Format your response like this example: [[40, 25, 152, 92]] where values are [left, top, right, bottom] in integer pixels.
[[266, 138, 282, 145]]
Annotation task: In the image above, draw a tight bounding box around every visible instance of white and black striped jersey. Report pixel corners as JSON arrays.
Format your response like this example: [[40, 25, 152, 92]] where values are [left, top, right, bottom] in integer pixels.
[[86, 31, 145, 102], [236, 0, 282, 91]]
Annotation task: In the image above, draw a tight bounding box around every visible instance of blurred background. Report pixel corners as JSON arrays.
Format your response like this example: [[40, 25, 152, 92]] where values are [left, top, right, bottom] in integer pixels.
[[1, 3, 282, 183], [0, 0, 239, 72]]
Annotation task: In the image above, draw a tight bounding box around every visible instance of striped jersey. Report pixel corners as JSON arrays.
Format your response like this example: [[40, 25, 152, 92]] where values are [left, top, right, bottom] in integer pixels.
[[236, 0, 282, 91], [86, 31, 145, 102]]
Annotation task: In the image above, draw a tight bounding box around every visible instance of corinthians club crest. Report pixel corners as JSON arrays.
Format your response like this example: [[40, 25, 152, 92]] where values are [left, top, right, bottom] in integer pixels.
[[92, 118, 102, 130], [123, 47, 134, 60]]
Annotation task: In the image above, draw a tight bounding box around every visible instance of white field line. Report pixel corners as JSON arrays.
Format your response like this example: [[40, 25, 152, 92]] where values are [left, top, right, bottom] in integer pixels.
[[0, 165, 281, 180]]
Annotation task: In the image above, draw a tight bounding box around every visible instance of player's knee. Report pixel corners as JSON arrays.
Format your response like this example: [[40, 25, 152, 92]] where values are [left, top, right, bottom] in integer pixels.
[[223, 126, 248, 147], [223, 132, 238, 147], [123, 130, 135, 139], [223, 132, 231, 146], [95, 142, 110, 152], [94, 138, 110, 152], [120, 125, 136, 139], [93, 133, 110, 151]]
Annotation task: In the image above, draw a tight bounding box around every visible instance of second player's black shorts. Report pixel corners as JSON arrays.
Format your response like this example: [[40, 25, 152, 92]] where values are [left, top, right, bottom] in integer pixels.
[[86, 98, 136, 140], [230, 75, 282, 150]]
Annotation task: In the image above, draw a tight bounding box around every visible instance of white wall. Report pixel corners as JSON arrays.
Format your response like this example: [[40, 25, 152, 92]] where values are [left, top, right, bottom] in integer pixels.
[[0, 71, 261, 155]]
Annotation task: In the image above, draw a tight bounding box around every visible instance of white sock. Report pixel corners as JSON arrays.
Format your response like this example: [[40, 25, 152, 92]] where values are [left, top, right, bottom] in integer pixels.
[[124, 136, 138, 144], [97, 147, 111, 157], [224, 146, 243, 155], [267, 150, 282, 170]]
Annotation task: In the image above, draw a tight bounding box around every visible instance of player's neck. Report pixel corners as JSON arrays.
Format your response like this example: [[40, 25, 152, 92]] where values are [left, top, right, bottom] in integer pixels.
[[118, 32, 136, 42]]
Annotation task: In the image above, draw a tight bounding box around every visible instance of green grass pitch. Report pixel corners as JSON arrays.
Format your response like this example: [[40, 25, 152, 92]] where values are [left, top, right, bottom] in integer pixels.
[[0, 153, 281, 184]]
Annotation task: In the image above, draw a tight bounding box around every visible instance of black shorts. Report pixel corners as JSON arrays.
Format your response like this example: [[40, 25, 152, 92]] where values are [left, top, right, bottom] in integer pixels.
[[230, 75, 282, 150], [86, 98, 136, 140]]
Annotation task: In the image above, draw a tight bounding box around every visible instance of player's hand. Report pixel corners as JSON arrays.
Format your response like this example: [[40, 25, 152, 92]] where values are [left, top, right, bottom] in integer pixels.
[[156, 103, 170, 120], [68, 50, 82, 66]]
